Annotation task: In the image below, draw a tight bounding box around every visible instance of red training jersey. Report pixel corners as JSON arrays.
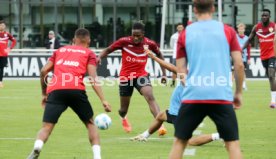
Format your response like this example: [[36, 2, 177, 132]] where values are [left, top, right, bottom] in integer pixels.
[[255, 22, 275, 60], [0, 31, 16, 57], [109, 36, 160, 80], [46, 45, 97, 94]]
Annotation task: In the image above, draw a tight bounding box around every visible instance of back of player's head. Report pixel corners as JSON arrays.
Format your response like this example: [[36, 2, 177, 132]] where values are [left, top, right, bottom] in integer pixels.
[[193, 0, 214, 13], [262, 9, 271, 15], [132, 21, 145, 32], [74, 28, 90, 43]]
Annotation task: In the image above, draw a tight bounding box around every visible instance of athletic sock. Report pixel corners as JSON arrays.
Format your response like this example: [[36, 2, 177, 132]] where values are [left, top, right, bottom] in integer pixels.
[[34, 139, 44, 151], [242, 81, 246, 89], [142, 130, 150, 138], [271, 91, 276, 103], [211, 133, 220, 141], [92, 145, 101, 159]]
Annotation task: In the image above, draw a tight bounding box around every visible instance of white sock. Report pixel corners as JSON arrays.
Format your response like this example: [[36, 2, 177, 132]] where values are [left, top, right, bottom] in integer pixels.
[[34, 139, 44, 151], [271, 91, 276, 103], [142, 130, 150, 138], [242, 81, 246, 88], [92, 145, 101, 159], [211, 133, 220, 141]]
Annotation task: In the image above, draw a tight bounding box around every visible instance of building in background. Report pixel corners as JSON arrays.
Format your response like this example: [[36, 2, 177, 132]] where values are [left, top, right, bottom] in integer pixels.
[[0, 0, 275, 49]]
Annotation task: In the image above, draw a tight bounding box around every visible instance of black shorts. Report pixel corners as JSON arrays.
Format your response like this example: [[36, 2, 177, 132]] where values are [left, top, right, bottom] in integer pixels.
[[43, 90, 94, 123], [262, 57, 276, 76], [243, 62, 247, 70], [166, 110, 177, 124], [174, 103, 239, 142], [119, 76, 151, 96], [0, 57, 8, 68]]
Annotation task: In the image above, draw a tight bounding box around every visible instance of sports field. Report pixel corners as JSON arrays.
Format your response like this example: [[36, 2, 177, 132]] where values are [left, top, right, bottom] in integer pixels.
[[0, 80, 275, 159]]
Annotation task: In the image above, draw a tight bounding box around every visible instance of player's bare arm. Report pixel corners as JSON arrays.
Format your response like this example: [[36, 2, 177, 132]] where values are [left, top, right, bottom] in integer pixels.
[[146, 50, 177, 74], [87, 64, 111, 112], [97, 47, 113, 64], [242, 25, 256, 50], [176, 57, 187, 85], [40, 61, 54, 107], [231, 50, 244, 109]]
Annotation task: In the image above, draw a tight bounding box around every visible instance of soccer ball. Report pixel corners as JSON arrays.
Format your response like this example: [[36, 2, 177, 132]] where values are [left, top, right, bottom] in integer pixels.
[[94, 113, 112, 130]]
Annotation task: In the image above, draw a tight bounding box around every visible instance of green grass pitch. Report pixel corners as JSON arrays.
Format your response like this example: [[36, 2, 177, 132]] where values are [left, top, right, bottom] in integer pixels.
[[0, 80, 276, 159]]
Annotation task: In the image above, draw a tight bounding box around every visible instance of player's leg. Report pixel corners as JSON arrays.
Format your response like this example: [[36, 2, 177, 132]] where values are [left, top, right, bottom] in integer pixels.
[[267, 58, 276, 108], [136, 76, 167, 134], [0, 66, 4, 87], [131, 110, 168, 141], [169, 138, 188, 159], [169, 103, 206, 159], [119, 81, 134, 132], [0, 57, 7, 87], [170, 58, 176, 87], [242, 62, 248, 90], [136, 76, 160, 117], [224, 140, 242, 159], [69, 90, 102, 159], [188, 133, 220, 146], [208, 104, 242, 159], [27, 90, 68, 159]]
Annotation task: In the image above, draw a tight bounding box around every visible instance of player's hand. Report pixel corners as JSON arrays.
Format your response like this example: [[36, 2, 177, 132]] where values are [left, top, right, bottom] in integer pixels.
[[102, 100, 111, 112], [145, 49, 154, 58], [161, 76, 167, 84], [179, 73, 186, 86], [41, 95, 47, 108], [247, 59, 251, 65], [233, 92, 242, 109]]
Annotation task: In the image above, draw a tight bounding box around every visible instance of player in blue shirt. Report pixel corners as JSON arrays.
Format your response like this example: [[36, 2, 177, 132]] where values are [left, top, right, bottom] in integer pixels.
[[131, 50, 220, 146]]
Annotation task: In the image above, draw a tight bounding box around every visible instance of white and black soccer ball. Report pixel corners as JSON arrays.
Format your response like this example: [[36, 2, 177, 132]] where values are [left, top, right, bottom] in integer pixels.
[[94, 113, 112, 130]]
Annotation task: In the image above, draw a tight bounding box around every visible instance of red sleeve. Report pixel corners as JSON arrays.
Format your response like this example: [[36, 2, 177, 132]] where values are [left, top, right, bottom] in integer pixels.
[[109, 38, 124, 52], [88, 51, 97, 66], [224, 25, 241, 52], [8, 33, 16, 49], [176, 30, 186, 59], [48, 51, 57, 62], [247, 44, 251, 60], [149, 41, 161, 55]]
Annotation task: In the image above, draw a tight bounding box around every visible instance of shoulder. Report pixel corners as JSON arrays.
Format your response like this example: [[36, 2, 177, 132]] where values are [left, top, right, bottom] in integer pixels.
[[144, 37, 158, 46], [117, 36, 131, 43]]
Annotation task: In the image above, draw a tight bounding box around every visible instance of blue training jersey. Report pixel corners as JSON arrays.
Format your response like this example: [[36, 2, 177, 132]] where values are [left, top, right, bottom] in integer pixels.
[[182, 20, 233, 102], [168, 84, 185, 116], [236, 34, 249, 62]]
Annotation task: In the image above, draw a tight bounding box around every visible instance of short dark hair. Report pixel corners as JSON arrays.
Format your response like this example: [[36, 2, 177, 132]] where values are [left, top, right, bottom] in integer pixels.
[[75, 28, 90, 38], [193, 0, 214, 14], [132, 21, 145, 31], [0, 20, 5, 24], [262, 9, 271, 15]]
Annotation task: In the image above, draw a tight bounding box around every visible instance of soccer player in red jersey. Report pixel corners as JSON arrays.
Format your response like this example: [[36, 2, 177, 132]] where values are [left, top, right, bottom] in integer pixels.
[[27, 28, 111, 159], [242, 9, 276, 108], [98, 21, 167, 134], [0, 20, 16, 88]]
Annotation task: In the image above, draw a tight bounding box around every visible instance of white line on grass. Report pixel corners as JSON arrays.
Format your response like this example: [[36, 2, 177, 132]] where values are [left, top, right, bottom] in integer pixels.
[[184, 149, 196, 156]]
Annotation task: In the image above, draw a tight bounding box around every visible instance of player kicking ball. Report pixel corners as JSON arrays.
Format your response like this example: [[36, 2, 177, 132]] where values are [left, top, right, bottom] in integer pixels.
[[131, 50, 220, 146]]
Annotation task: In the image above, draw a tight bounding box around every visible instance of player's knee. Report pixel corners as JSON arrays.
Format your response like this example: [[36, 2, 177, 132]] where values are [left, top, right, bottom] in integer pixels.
[[156, 111, 166, 121]]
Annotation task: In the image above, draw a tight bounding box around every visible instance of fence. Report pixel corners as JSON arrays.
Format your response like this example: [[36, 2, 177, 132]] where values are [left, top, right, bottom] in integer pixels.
[[3, 49, 266, 79]]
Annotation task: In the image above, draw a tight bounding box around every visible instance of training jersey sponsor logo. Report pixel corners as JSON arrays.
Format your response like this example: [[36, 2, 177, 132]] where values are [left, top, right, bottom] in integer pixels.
[[62, 60, 79, 67], [59, 48, 86, 54], [259, 38, 274, 43], [125, 56, 146, 63], [269, 27, 274, 33], [128, 44, 133, 47]]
